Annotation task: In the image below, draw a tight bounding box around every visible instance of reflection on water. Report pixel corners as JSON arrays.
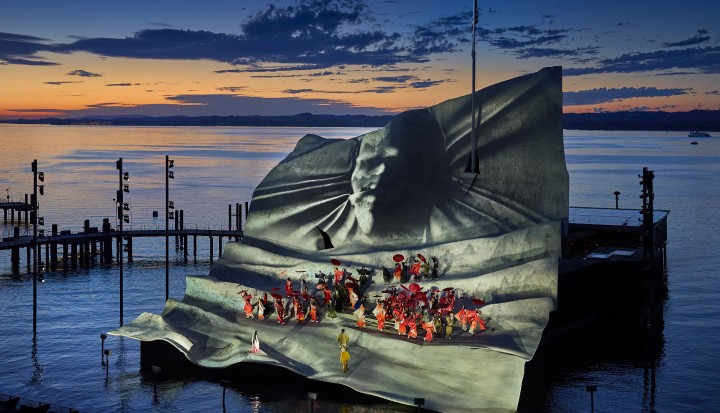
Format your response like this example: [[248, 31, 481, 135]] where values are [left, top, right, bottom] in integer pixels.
[[30, 337, 44, 385]]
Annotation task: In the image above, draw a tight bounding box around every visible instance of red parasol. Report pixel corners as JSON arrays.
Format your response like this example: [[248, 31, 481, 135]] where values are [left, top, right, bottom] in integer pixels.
[[417, 253, 426, 262], [271, 293, 283, 300], [471, 298, 485, 305], [330, 258, 341, 266], [345, 282, 358, 290], [408, 282, 422, 293], [442, 287, 454, 291], [400, 284, 410, 292], [393, 254, 404, 263]]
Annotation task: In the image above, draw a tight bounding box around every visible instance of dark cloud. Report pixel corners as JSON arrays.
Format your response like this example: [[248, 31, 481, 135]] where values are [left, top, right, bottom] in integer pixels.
[[106, 83, 139, 86], [564, 46, 720, 76], [563, 86, 691, 105], [664, 30, 711, 48], [373, 75, 417, 83], [516, 46, 599, 59], [409, 79, 444, 88], [44, 81, 82, 85], [67, 69, 101, 77], [706, 90, 720, 95], [2, 0, 425, 70], [0, 31, 60, 65], [216, 86, 247, 92]]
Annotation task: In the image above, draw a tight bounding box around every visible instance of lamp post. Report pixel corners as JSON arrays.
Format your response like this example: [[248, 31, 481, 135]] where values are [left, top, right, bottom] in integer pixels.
[[31, 160, 45, 336], [614, 191, 621, 209], [586, 385, 597, 412], [469, 0, 479, 174], [165, 156, 175, 302], [116, 158, 130, 325]]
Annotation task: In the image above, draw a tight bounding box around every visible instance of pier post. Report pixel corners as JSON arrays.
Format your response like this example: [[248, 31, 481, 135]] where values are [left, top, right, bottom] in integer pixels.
[[228, 204, 232, 231], [3, 208, 6, 224], [62, 243, 68, 272], [179, 210, 184, 250], [11, 227, 20, 274], [193, 235, 197, 261], [209, 235, 214, 262], [71, 243, 78, 268], [245, 201, 249, 223], [102, 219, 112, 263], [45, 243, 49, 270], [50, 224, 58, 270], [26, 244, 31, 273], [236, 203, 241, 232], [126, 236, 133, 262], [219, 236, 222, 258], [24, 194, 30, 227], [174, 213, 179, 249]]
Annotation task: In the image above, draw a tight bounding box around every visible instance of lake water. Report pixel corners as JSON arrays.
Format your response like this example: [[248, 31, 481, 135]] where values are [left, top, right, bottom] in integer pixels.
[[0, 125, 718, 412]]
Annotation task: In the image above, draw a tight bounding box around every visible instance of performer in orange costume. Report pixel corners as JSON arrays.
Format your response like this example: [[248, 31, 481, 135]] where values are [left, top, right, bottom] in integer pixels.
[[468, 308, 487, 335], [422, 321, 435, 342], [309, 298, 319, 323], [455, 306, 470, 331], [243, 293, 255, 319], [407, 314, 419, 339], [393, 263, 402, 282], [275, 298, 286, 324], [285, 278, 294, 297], [354, 304, 366, 328]]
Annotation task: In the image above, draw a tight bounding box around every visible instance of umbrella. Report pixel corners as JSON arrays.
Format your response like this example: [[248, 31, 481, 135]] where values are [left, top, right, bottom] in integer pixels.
[[330, 258, 341, 266], [442, 287, 454, 291], [381, 288, 397, 294], [408, 282, 422, 293], [393, 254, 404, 263], [417, 253, 426, 262], [471, 298, 485, 305], [400, 284, 410, 292], [271, 293, 283, 300], [345, 282, 358, 290]]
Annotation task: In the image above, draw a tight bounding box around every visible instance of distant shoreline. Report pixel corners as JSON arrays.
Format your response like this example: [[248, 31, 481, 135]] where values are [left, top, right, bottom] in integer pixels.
[[1, 109, 718, 132]]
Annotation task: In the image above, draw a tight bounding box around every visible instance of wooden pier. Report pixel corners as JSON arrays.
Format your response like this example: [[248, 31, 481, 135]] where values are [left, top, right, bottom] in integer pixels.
[[0, 217, 242, 274]]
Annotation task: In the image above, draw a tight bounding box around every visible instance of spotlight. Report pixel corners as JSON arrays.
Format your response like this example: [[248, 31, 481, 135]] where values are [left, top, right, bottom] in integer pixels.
[[38, 172, 45, 182], [168, 171, 174, 179], [168, 159, 174, 168]]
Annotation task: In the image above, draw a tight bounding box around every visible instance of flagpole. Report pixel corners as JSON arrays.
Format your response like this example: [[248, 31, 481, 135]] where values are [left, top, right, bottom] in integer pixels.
[[470, 0, 479, 173]]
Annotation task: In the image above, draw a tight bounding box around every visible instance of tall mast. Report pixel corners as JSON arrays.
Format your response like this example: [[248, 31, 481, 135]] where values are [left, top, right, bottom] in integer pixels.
[[470, 0, 479, 173]]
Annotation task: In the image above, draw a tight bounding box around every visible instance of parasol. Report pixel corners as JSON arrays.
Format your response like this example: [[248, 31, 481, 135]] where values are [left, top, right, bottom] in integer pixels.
[[330, 258, 341, 266], [393, 254, 404, 262], [417, 253, 426, 262], [271, 293, 283, 300], [345, 282, 358, 290], [442, 287, 454, 291], [408, 282, 422, 293], [471, 298, 485, 305]]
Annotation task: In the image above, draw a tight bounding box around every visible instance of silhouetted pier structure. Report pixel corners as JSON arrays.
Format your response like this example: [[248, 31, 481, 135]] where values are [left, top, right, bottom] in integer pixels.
[[0, 196, 35, 226], [1, 215, 243, 274]]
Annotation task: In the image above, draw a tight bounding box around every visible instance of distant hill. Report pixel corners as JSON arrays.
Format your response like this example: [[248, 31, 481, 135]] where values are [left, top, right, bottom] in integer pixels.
[[1, 110, 718, 131], [563, 109, 719, 132]]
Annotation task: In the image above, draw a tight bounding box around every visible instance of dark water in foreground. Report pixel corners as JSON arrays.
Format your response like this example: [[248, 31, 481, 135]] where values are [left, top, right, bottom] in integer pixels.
[[0, 125, 718, 412]]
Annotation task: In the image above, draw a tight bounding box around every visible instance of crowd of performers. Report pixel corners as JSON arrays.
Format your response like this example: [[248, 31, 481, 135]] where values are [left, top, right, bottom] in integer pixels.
[[237, 254, 488, 343]]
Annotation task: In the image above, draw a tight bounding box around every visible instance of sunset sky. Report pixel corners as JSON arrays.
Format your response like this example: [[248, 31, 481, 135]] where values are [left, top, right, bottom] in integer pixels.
[[1, 0, 718, 119]]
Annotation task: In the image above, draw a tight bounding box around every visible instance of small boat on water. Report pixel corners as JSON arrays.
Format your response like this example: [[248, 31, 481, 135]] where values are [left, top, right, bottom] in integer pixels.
[[688, 131, 711, 137], [690, 141, 698, 145]]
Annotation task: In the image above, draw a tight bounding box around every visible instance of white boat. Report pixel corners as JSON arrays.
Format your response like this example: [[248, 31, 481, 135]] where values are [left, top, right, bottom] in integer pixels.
[[688, 131, 711, 137]]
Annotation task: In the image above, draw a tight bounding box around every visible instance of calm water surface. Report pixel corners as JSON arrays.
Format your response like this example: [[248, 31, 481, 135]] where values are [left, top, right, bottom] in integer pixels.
[[0, 125, 718, 412]]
